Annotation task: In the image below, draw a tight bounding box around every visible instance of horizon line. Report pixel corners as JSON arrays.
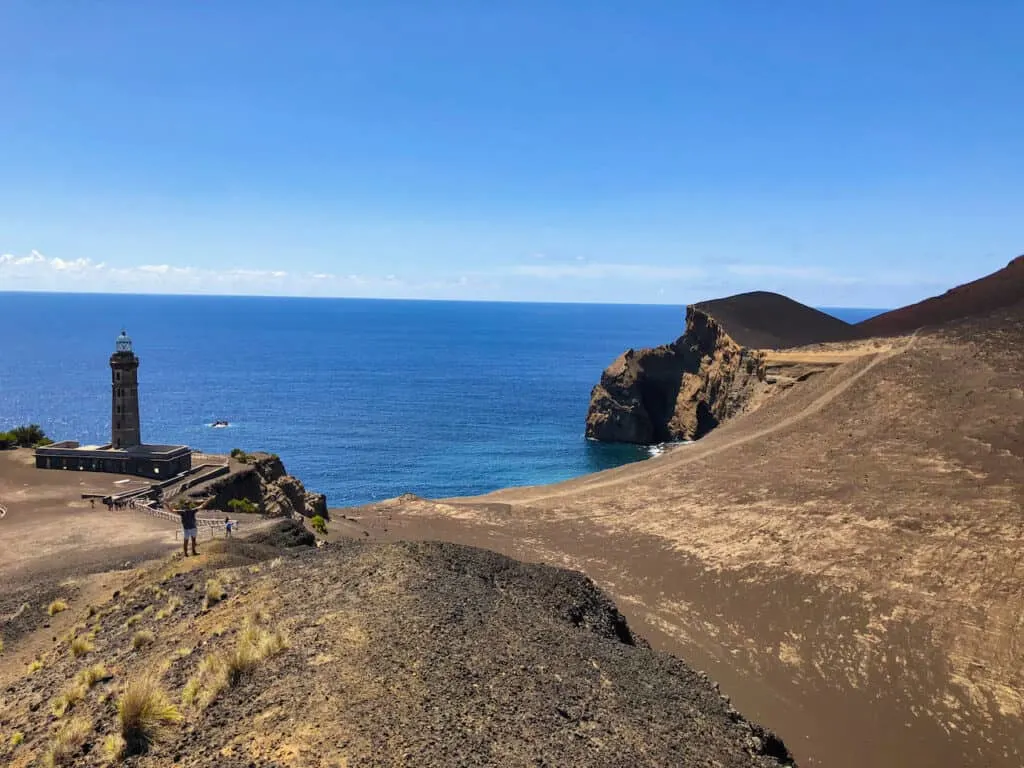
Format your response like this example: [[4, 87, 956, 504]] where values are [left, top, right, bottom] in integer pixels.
[[0, 288, 892, 312]]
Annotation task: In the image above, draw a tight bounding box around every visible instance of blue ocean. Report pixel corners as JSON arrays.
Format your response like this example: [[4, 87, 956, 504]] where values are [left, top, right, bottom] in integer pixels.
[[0, 293, 881, 507]]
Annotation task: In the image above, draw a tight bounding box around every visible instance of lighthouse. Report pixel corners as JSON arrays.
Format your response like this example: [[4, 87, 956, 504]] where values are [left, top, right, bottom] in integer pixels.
[[34, 330, 192, 478], [110, 330, 142, 449]]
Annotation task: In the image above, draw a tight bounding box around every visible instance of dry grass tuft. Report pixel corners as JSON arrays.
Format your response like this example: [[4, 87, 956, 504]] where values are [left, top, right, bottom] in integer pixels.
[[203, 578, 225, 608], [132, 630, 156, 650], [48, 599, 69, 616], [269, 556, 283, 570], [69, 634, 94, 658], [125, 613, 142, 627], [183, 620, 288, 710], [51, 682, 87, 717], [42, 715, 92, 767], [155, 596, 183, 621], [182, 653, 228, 709], [10, 731, 25, 747], [28, 658, 44, 673], [102, 733, 126, 763], [0, 637, 4, 654], [117, 673, 182, 756], [76, 663, 111, 688], [250, 607, 271, 625]]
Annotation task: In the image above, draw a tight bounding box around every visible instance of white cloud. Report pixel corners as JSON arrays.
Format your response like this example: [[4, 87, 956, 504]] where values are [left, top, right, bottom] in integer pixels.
[[507, 261, 707, 281], [0, 248, 950, 305], [0, 249, 474, 299]]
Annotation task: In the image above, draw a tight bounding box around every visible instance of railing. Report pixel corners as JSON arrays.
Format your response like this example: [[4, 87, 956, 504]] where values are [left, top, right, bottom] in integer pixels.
[[128, 498, 221, 525], [191, 452, 230, 466]]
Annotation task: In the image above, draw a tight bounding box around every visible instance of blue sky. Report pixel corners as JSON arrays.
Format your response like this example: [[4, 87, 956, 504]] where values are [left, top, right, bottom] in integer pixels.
[[1, 2, 1021, 306]]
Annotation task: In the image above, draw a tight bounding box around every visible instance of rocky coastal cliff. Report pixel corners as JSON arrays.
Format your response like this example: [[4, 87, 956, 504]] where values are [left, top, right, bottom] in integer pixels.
[[586, 306, 767, 444], [193, 453, 328, 520]]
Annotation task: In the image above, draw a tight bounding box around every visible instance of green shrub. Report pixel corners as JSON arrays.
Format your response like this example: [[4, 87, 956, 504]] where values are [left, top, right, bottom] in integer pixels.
[[227, 497, 258, 516], [5, 423, 49, 448], [310, 515, 328, 535]]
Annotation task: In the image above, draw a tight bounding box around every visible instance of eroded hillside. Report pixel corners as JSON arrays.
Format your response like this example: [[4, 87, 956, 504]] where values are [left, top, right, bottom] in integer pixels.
[[0, 522, 794, 768]]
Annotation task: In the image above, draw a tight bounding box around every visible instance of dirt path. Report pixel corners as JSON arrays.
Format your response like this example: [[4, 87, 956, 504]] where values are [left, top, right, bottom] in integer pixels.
[[480, 330, 918, 506]]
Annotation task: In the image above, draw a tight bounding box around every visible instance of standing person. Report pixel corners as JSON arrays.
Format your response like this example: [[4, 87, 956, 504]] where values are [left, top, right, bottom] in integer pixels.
[[224, 516, 233, 538], [169, 502, 199, 557]]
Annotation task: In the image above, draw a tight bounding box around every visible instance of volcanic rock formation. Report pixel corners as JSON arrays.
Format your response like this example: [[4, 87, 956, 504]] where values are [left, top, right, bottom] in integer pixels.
[[586, 306, 767, 444], [194, 453, 328, 519]]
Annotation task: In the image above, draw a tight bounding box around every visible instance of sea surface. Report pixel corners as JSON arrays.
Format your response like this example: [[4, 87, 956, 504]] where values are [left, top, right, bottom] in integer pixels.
[[0, 293, 882, 507]]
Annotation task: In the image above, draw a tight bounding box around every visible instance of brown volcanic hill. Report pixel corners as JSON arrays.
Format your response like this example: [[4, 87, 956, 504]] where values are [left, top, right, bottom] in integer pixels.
[[857, 254, 1024, 337], [0, 522, 794, 768], [694, 291, 860, 349]]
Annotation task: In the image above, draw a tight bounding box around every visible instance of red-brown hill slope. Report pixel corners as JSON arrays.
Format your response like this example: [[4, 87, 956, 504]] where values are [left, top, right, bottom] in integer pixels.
[[694, 291, 860, 349], [858, 254, 1024, 337]]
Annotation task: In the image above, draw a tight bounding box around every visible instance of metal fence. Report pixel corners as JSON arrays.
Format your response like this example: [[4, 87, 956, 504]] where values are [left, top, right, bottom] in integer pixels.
[[126, 498, 237, 540]]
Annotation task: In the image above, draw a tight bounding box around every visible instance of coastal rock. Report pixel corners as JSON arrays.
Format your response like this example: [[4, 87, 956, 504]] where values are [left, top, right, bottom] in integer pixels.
[[586, 307, 767, 444], [198, 453, 328, 519]]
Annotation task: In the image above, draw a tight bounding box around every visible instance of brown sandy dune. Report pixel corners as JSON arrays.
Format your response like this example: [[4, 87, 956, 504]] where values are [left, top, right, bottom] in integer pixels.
[[694, 291, 861, 349], [858, 254, 1024, 337], [349, 298, 1024, 768]]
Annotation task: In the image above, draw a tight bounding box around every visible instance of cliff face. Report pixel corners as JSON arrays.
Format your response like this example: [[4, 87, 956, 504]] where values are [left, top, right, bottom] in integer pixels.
[[195, 453, 328, 519], [586, 307, 767, 444]]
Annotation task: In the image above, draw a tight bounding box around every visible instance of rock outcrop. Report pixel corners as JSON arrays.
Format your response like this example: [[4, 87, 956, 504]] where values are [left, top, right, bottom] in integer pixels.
[[586, 307, 767, 444], [194, 453, 328, 520]]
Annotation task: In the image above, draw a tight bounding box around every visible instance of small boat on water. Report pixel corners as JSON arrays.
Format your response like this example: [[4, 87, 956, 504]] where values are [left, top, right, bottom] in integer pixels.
[[211, 420, 230, 428]]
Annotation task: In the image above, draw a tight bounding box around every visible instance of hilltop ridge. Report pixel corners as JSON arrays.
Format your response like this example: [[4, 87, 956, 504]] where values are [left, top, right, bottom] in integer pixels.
[[0, 522, 794, 768], [694, 291, 860, 349], [857, 254, 1024, 336]]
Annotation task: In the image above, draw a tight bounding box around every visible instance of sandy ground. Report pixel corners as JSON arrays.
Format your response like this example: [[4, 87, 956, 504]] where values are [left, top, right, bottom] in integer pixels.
[[333, 308, 1024, 768], [0, 450, 265, 586]]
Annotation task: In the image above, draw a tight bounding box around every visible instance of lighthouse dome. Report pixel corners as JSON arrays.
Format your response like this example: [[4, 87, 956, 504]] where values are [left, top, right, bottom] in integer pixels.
[[116, 330, 133, 353]]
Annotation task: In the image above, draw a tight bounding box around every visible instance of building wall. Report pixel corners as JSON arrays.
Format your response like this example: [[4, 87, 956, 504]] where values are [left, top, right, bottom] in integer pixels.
[[35, 452, 191, 479]]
